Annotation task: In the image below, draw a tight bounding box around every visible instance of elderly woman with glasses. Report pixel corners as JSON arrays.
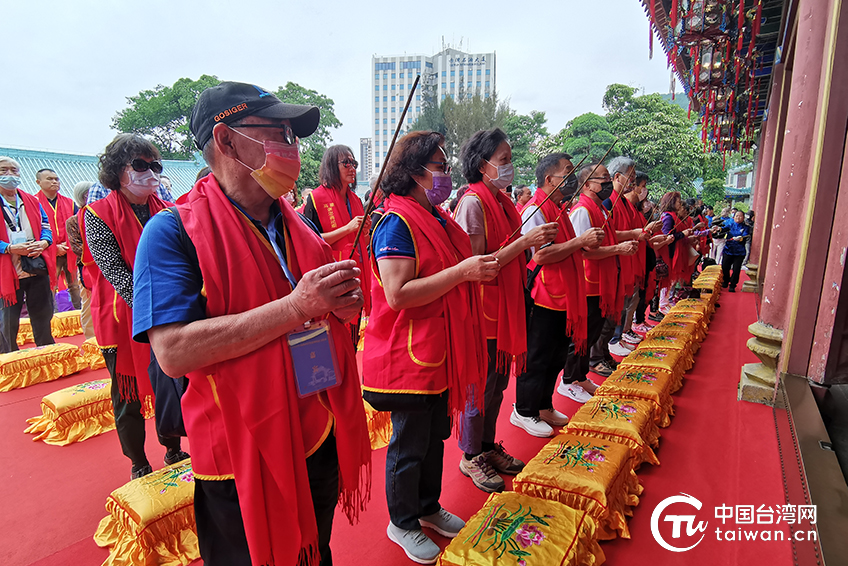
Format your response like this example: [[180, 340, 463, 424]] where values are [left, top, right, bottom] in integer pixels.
[[304, 145, 372, 332], [83, 133, 188, 479], [362, 130, 497, 563]]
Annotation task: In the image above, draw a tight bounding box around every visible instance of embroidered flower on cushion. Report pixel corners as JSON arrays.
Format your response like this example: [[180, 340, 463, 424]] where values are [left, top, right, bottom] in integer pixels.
[[515, 524, 545, 548], [545, 440, 609, 472], [618, 370, 658, 385], [70, 380, 109, 395], [179, 470, 195, 483], [635, 350, 668, 360]]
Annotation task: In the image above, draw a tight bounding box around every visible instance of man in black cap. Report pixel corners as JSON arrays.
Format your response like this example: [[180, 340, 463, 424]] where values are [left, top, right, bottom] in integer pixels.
[[132, 82, 371, 566]]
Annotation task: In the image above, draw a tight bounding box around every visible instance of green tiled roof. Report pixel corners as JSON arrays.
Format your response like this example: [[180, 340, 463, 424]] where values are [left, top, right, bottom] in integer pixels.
[[0, 147, 206, 199]]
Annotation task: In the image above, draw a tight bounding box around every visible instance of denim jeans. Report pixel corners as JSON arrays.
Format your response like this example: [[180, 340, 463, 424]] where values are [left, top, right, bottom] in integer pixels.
[[364, 390, 450, 531], [458, 339, 510, 455]]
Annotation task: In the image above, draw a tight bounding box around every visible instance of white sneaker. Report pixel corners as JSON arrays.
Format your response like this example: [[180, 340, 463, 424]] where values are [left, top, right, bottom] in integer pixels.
[[609, 342, 632, 357], [510, 405, 553, 437], [621, 331, 643, 345], [557, 381, 592, 403], [539, 407, 569, 426]]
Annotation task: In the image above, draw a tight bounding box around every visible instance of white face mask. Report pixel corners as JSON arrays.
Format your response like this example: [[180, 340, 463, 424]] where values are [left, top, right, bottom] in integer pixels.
[[485, 160, 514, 190], [125, 169, 160, 198]]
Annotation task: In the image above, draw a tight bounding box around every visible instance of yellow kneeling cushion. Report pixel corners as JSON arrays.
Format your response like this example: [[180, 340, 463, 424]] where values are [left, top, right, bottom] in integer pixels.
[[24, 378, 115, 445], [438, 491, 604, 566], [618, 348, 688, 387], [364, 397, 393, 450], [0, 343, 86, 392], [566, 397, 661, 467], [80, 337, 107, 370], [514, 434, 642, 540], [595, 366, 676, 425], [16, 318, 33, 346], [52, 310, 83, 338], [94, 460, 199, 566]]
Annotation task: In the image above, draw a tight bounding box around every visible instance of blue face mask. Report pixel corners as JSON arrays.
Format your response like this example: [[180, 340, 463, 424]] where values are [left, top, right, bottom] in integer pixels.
[[0, 175, 21, 190]]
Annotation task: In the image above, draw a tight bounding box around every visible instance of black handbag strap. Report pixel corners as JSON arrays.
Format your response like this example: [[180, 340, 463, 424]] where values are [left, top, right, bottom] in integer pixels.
[[526, 264, 543, 291]]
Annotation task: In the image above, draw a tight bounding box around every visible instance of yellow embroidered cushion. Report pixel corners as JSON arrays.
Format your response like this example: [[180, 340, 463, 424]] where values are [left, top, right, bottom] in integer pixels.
[[80, 337, 107, 370], [24, 378, 115, 445], [619, 348, 687, 385], [565, 397, 660, 467], [93, 460, 199, 566], [637, 334, 695, 357], [52, 310, 83, 338], [648, 319, 706, 343], [661, 312, 708, 334], [364, 397, 393, 450], [594, 366, 676, 424], [669, 298, 714, 321], [438, 491, 604, 566], [16, 317, 33, 346], [513, 434, 642, 540], [0, 343, 86, 392]]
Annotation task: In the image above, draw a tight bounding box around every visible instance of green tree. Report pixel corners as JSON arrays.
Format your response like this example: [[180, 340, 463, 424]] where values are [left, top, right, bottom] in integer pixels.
[[536, 112, 620, 166], [700, 178, 727, 208], [112, 75, 222, 159], [503, 110, 548, 185], [605, 84, 704, 199], [273, 82, 342, 190], [440, 93, 510, 185]]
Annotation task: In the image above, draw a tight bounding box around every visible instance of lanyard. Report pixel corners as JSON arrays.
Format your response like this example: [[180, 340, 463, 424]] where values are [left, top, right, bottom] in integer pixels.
[[1, 194, 22, 231], [228, 197, 298, 289]]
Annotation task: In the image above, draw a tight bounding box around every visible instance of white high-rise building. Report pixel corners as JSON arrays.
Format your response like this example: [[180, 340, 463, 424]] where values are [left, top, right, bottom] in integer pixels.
[[359, 137, 373, 183], [371, 47, 496, 174]]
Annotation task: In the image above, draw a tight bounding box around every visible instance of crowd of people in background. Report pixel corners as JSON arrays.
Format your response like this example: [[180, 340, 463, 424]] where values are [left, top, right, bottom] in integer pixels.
[[0, 80, 757, 566]]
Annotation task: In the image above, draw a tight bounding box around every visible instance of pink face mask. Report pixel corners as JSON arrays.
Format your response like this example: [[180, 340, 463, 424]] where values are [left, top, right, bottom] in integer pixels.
[[232, 129, 301, 199]]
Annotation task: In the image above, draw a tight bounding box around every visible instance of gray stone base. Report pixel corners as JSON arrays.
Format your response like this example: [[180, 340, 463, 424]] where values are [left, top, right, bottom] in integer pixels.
[[738, 369, 776, 406]]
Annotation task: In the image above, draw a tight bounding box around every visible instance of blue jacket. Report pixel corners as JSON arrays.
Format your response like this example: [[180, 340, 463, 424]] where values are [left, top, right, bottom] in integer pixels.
[[723, 219, 750, 256]]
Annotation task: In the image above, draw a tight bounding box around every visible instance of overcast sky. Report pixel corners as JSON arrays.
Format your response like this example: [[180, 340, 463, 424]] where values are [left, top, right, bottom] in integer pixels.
[[2, 0, 679, 157]]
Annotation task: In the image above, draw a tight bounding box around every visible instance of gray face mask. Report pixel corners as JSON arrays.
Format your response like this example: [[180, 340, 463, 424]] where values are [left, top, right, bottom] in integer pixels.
[[485, 160, 514, 190], [0, 175, 21, 190]]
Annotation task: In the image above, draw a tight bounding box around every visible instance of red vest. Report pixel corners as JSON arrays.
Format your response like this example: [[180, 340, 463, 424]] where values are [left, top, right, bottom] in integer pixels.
[[0, 190, 56, 304], [37, 191, 77, 274], [571, 194, 622, 317], [363, 195, 487, 405]]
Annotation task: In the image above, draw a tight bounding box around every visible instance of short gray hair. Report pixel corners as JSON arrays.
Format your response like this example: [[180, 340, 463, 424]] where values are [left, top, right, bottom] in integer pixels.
[[0, 156, 21, 169], [72, 181, 94, 208], [607, 156, 635, 178]]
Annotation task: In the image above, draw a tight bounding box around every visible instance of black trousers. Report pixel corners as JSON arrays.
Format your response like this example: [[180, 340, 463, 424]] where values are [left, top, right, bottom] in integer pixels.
[[194, 434, 340, 566], [563, 296, 606, 384], [634, 285, 648, 325], [364, 391, 450, 531], [722, 254, 745, 289], [103, 349, 180, 469], [516, 305, 571, 417], [1, 274, 54, 353]]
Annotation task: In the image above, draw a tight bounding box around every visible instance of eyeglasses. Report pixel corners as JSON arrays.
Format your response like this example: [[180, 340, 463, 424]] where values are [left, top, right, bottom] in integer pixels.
[[426, 160, 452, 175], [229, 123, 296, 146], [588, 176, 612, 182], [130, 158, 163, 174], [339, 158, 359, 169]]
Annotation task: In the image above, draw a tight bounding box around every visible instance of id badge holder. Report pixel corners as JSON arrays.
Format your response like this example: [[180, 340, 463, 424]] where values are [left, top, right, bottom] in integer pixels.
[[287, 320, 342, 398], [9, 230, 26, 245]]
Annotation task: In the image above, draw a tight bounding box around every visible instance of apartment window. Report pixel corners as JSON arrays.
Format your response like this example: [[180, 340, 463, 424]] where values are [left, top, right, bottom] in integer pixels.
[[459, 70, 464, 76], [383, 74, 388, 80], [375, 74, 379, 80], [486, 69, 491, 75], [442, 82, 446, 89], [425, 62, 433, 68], [400, 73, 404, 78], [375, 130, 379, 137], [450, 82, 455, 89], [376, 162, 380, 168], [391, 85, 396, 90], [441, 94, 446, 100], [485, 81, 490, 87], [391, 73, 396, 79], [383, 118, 387, 123], [383, 130, 388, 135], [442, 71, 446, 77], [391, 118, 396, 124], [391, 107, 396, 112], [383, 140, 388, 146], [383, 85, 388, 90], [416, 106, 420, 112], [450, 70, 455, 76], [391, 96, 396, 101], [375, 62, 396, 70], [467, 82, 472, 88], [375, 107, 379, 113], [477, 81, 481, 87], [399, 84, 404, 90], [383, 107, 388, 112], [375, 85, 379, 91], [375, 96, 379, 102], [383, 96, 387, 101], [477, 69, 482, 75], [375, 119, 379, 124], [416, 95, 421, 101], [484, 92, 490, 98]]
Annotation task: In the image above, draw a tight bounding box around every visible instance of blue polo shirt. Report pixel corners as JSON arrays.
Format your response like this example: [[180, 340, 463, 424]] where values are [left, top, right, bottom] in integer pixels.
[[372, 208, 447, 260]]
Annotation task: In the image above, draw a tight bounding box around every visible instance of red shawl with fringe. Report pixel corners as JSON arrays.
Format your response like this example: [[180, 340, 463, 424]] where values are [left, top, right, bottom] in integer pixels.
[[87, 190, 164, 402], [364, 194, 487, 423], [38, 191, 77, 277], [309, 184, 371, 314], [572, 193, 623, 319], [526, 189, 588, 352], [0, 190, 56, 305], [179, 174, 370, 566], [461, 182, 527, 373]]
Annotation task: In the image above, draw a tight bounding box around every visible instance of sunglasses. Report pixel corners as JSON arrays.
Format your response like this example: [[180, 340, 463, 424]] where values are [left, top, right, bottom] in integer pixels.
[[426, 160, 452, 175], [130, 158, 163, 174], [229, 123, 296, 146], [339, 159, 359, 169]]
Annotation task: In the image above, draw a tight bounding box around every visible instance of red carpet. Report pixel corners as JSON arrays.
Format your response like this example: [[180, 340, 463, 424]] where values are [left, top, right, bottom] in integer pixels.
[[0, 290, 792, 565]]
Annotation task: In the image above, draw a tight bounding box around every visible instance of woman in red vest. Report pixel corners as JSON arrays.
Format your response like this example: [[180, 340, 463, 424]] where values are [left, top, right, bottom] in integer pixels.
[[303, 145, 371, 331], [453, 128, 558, 493], [362, 131, 496, 564], [83, 134, 187, 479]]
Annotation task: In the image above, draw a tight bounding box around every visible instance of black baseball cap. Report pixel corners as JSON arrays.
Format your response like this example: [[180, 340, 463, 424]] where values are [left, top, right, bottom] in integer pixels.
[[190, 81, 320, 150]]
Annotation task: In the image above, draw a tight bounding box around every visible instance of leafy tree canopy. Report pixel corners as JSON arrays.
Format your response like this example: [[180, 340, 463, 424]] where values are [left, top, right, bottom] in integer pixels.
[[112, 77, 341, 192]]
